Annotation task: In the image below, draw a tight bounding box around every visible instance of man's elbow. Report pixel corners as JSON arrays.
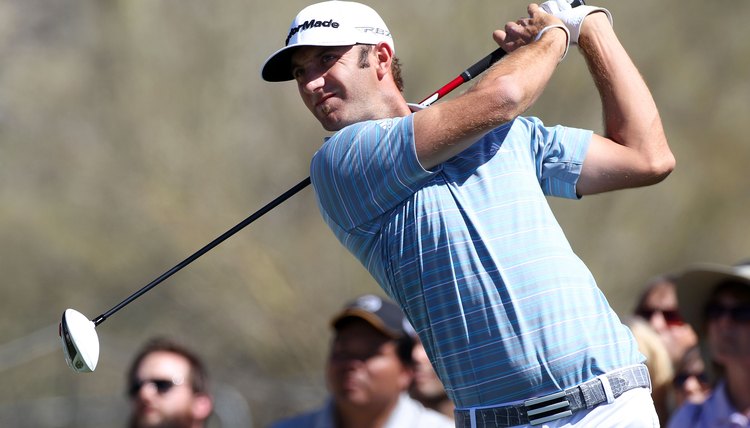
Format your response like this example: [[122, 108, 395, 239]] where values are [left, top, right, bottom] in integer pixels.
[[644, 145, 676, 185], [479, 75, 529, 123]]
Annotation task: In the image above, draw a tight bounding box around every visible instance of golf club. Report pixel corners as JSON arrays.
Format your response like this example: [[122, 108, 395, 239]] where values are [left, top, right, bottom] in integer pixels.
[[59, 177, 310, 373], [60, 0, 586, 373]]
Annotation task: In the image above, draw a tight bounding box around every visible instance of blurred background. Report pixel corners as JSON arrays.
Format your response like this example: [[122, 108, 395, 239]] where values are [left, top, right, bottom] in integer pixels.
[[1, 0, 748, 426]]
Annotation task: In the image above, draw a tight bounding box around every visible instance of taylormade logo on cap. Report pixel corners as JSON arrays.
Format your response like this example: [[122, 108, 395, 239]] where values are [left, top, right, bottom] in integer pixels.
[[286, 19, 341, 46], [261, 1, 394, 82]]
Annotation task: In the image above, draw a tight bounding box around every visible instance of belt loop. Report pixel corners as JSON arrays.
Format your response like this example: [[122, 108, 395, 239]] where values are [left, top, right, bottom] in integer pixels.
[[597, 374, 615, 404], [470, 408, 477, 428]]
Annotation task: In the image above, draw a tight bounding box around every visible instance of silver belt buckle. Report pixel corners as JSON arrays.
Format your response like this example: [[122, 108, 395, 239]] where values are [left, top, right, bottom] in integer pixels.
[[524, 391, 573, 425]]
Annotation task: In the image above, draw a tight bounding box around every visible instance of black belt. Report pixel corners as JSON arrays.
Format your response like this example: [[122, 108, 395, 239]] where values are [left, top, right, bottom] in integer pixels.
[[454, 364, 651, 427]]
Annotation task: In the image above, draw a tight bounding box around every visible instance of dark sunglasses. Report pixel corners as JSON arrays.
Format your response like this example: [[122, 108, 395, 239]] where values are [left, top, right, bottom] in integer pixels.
[[636, 308, 685, 326], [128, 378, 184, 398], [672, 372, 709, 387], [704, 304, 750, 323]]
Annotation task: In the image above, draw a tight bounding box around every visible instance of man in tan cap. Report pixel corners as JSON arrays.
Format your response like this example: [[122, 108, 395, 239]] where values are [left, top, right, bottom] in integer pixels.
[[270, 294, 453, 428], [669, 261, 750, 427]]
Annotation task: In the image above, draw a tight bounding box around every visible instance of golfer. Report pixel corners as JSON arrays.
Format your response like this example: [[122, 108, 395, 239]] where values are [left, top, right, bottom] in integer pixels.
[[262, 1, 673, 426]]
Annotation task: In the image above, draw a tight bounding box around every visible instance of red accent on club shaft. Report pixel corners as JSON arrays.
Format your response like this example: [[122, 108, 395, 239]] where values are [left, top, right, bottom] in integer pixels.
[[419, 76, 466, 105]]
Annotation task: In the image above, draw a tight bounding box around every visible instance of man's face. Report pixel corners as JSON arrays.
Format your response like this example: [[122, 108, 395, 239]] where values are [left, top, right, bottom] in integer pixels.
[[706, 291, 750, 368], [326, 319, 412, 410], [639, 281, 683, 333], [637, 280, 697, 363], [129, 351, 205, 428], [410, 341, 446, 400], [291, 45, 378, 132]]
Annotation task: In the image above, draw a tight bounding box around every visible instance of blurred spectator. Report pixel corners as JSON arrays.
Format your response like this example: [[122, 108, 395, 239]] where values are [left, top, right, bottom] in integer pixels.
[[623, 315, 673, 425], [672, 345, 711, 408], [634, 274, 699, 365], [668, 260, 750, 427], [126, 337, 213, 428], [270, 294, 453, 428], [409, 337, 454, 420]]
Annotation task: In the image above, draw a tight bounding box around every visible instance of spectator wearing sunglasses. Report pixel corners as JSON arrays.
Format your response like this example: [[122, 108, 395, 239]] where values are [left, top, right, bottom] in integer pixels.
[[672, 345, 712, 408], [668, 260, 750, 428], [634, 274, 699, 366], [126, 337, 213, 428]]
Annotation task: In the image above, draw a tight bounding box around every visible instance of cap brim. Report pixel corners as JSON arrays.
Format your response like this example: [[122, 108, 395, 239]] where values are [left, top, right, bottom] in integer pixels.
[[331, 309, 401, 339], [261, 41, 363, 82], [261, 44, 301, 82], [675, 263, 750, 331], [262, 38, 385, 82]]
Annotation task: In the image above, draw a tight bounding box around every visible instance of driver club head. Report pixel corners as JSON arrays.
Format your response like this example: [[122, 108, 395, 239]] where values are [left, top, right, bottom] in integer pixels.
[[59, 308, 99, 373]]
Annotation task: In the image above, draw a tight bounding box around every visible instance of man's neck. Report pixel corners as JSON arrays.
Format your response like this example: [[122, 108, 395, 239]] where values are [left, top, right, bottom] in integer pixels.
[[414, 394, 454, 418], [334, 395, 401, 428], [367, 82, 411, 121], [725, 366, 750, 415], [432, 397, 455, 418]]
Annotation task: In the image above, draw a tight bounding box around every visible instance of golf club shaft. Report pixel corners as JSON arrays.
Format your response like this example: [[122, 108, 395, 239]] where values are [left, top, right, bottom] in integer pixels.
[[92, 5, 587, 325], [93, 177, 312, 326], [417, 48, 506, 108]]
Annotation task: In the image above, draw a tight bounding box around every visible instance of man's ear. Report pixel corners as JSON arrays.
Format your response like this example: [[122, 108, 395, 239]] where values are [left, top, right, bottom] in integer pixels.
[[192, 394, 213, 421], [398, 364, 415, 392], [373, 42, 394, 80]]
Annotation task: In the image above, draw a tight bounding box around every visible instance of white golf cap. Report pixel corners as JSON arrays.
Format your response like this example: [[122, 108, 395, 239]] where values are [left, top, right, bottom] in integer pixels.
[[261, 1, 394, 82]]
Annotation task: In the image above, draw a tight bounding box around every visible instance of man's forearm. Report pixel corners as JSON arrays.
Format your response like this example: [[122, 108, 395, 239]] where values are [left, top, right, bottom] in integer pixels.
[[414, 15, 567, 170], [578, 13, 669, 159]]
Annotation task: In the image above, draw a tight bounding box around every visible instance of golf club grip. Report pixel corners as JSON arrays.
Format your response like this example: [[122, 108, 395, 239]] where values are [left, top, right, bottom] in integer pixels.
[[461, 47, 507, 82]]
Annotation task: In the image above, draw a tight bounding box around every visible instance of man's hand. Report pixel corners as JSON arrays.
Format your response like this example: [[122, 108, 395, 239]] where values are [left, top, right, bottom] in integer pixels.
[[413, 3, 574, 170], [539, 0, 613, 44], [493, 4, 567, 55]]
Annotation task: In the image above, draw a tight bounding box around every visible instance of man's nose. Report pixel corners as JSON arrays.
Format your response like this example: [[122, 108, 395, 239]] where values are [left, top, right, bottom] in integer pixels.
[[299, 70, 325, 94], [648, 311, 668, 331], [134, 382, 159, 400]]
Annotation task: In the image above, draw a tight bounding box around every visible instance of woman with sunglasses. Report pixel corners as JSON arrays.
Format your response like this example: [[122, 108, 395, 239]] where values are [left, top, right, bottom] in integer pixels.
[[669, 261, 750, 428], [634, 274, 699, 367]]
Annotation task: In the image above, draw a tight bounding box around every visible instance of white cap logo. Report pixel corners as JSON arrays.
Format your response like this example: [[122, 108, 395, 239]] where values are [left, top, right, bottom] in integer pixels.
[[355, 294, 383, 313]]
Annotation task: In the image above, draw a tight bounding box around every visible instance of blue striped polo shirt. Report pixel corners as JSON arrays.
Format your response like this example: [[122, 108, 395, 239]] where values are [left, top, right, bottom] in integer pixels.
[[310, 114, 643, 409]]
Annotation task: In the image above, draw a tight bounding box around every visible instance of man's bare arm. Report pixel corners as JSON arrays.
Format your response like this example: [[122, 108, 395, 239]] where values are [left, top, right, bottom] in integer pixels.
[[413, 4, 568, 170], [576, 13, 674, 195]]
